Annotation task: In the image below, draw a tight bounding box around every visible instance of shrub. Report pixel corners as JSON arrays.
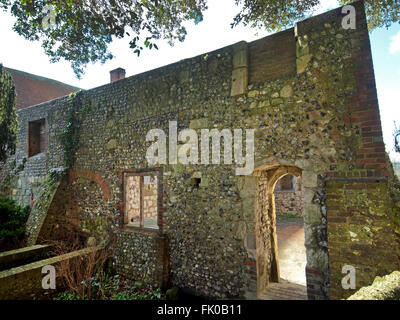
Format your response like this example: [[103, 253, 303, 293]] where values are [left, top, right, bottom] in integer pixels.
[[48, 235, 109, 299], [0, 196, 30, 250], [54, 272, 162, 300], [0, 65, 18, 163]]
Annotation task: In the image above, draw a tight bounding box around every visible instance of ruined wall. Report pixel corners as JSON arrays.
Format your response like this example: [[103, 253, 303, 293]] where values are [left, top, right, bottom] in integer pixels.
[[0, 246, 101, 300], [274, 191, 304, 217], [25, 170, 64, 245], [347, 271, 400, 300], [254, 171, 271, 296], [10, 1, 400, 299], [12, 96, 69, 207], [274, 176, 304, 217]]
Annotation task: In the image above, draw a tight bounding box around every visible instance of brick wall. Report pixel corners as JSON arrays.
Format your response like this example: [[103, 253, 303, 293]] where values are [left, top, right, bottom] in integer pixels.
[[248, 28, 296, 84], [326, 178, 400, 299]]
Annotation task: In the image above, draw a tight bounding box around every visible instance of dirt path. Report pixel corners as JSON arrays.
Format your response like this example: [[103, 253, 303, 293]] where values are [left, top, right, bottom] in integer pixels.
[[276, 216, 307, 285]]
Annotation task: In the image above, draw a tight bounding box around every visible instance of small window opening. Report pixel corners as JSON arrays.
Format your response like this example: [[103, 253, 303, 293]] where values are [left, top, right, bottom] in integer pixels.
[[192, 178, 201, 188], [124, 173, 159, 230], [28, 119, 46, 157]]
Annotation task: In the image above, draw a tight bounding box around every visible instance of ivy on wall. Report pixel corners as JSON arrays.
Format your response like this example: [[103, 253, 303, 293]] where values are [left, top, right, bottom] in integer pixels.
[[58, 91, 85, 169], [0, 64, 17, 163], [0, 157, 26, 195]]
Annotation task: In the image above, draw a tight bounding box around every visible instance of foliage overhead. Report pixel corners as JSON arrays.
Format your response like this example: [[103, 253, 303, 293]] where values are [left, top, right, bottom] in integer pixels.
[[0, 0, 207, 78], [340, 0, 400, 30], [231, 0, 320, 31], [232, 1, 400, 31], [0, 64, 17, 163], [0, 1, 398, 78]]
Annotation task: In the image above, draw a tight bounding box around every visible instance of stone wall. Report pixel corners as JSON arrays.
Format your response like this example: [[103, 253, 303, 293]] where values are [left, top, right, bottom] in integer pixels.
[[0, 246, 101, 300], [25, 169, 64, 245], [11, 95, 69, 207], [327, 178, 400, 299], [274, 176, 304, 217], [255, 171, 272, 296], [0, 244, 51, 271], [112, 230, 166, 288], [6, 1, 400, 299], [274, 191, 304, 217], [347, 271, 400, 300]]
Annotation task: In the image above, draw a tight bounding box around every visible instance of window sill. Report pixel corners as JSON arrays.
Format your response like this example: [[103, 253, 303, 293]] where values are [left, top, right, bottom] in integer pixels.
[[122, 225, 160, 235]]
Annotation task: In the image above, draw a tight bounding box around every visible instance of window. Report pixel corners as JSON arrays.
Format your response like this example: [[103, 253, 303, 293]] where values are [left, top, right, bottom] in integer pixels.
[[124, 171, 159, 230], [191, 178, 201, 189], [28, 119, 46, 157]]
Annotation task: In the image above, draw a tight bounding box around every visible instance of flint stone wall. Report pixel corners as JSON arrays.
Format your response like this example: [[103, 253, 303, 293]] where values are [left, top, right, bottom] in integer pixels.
[[9, 1, 400, 299]]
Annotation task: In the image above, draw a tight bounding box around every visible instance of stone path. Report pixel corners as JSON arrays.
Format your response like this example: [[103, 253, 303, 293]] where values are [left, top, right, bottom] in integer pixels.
[[258, 216, 308, 300], [276, 216, 307, 285], [260, 280, 308, 300]]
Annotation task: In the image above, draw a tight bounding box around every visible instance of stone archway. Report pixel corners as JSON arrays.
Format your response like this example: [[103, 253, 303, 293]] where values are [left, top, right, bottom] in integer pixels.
[[36, 169, 113, 245], [251, 162, 329, 300], [254, 166, 302, 295], [68, 169, 111, 200]]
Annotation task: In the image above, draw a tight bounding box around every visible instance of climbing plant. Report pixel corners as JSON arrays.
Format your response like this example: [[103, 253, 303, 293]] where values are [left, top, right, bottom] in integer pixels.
[[0, 64, 17, 163], [58, 91, 83, 169]]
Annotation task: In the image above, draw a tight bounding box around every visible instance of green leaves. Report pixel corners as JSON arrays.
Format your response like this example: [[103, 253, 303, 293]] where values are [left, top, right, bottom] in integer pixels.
[[1, 1, 398, 78], [58, 91, 83, 169], [54, 272, 163, 300], [233, 0, 400, 32], [0, 0, 207, 78], [0, 65, 17, 163], [231, 0, 321, 31], [0, 196, 30, 249], [341, 0, 400, 30]]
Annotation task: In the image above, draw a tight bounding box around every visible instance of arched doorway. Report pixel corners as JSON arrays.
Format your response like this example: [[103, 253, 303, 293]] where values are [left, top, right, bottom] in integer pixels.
[[273, 174, 307, 286], [254, 165, 308, 299]]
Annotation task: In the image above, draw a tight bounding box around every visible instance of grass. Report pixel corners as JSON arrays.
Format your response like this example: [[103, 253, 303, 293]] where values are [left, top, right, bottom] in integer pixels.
[[277, 213, 301, 219]]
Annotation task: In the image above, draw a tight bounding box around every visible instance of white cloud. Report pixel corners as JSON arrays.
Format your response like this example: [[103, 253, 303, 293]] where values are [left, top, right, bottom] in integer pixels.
[[389, 31, 400, 54]]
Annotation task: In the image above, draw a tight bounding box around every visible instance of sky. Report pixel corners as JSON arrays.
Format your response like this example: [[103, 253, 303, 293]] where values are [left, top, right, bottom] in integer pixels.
[[0, 0, 399, 161]]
